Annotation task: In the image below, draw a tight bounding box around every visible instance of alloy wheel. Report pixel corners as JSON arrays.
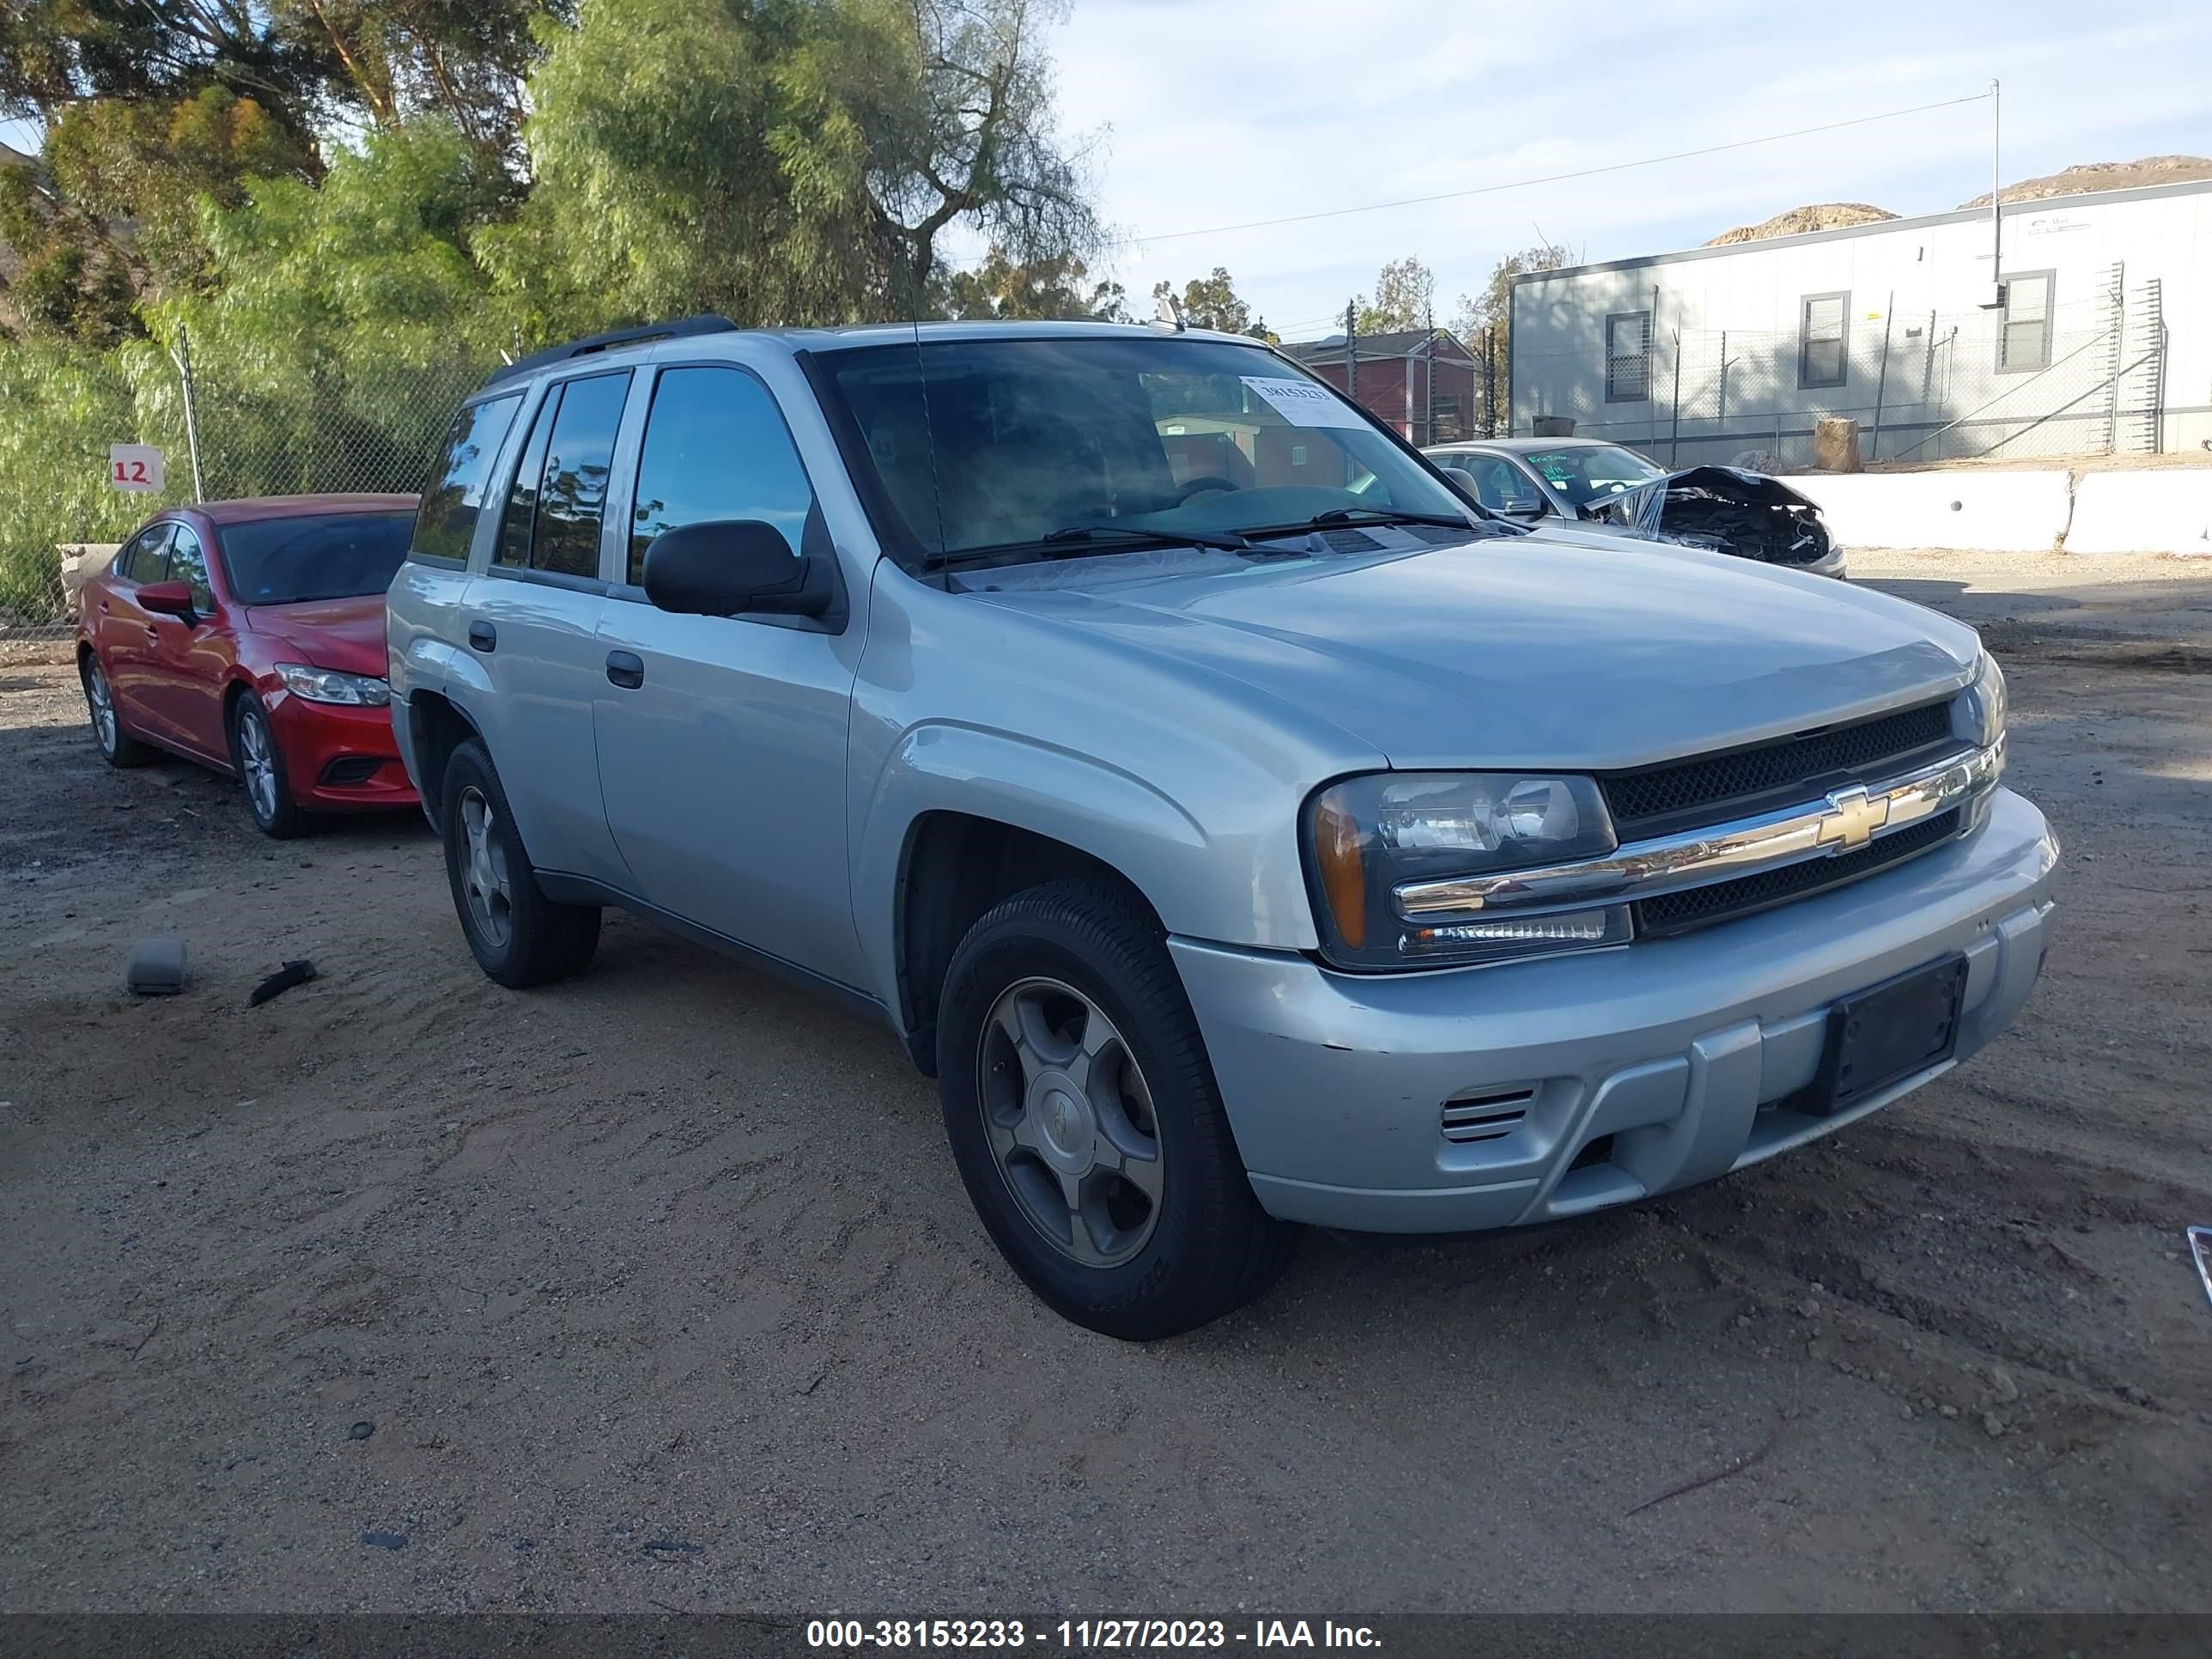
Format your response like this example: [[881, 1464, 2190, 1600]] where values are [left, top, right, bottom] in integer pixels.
[[85, 663, 117, 755], [458, 786, 514, 949], [976, 976, 1164, 1266], [237, 708, 280, 823]]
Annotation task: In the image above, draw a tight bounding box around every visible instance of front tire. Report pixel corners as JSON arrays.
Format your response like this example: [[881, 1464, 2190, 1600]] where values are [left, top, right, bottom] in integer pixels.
[[937, 878, 1292, 1340], [439, 738, 600, 988], [230, 693, 307, 839], [82, 653, 152, 769]]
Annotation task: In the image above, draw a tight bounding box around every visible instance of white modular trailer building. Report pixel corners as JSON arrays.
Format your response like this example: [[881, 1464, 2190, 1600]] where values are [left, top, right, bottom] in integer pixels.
[[1509, 178, 2210, 466]]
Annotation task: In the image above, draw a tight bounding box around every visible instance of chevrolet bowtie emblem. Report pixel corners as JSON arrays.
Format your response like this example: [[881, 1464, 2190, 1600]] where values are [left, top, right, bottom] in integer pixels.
[[1817, 785, 1890, 851]]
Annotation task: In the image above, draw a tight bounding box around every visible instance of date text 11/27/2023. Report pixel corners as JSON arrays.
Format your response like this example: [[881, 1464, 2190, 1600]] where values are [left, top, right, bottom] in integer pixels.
[[805, 1620, 1382, 1650]]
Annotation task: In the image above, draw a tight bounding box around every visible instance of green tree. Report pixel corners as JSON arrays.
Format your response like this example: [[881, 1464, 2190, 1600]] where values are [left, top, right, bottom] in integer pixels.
[[0, 338, 186, 622], [132, 119, 512, 496], [947, 246, 1123, 319], [0, 2, 330, 149], [0, 3, 554, 335], [0, 1, 558, 155], [268, 0, 558, 155], [0, 152, 138, 343], [1451, 240, 1568, 374], [482, 0, 1100, 333], [1356, 254, 1433, 335], [866, 0, 1098, 307], [1150, 267, 1274, 341]]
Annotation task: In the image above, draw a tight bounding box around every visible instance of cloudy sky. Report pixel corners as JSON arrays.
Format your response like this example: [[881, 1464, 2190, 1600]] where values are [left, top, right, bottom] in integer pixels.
[[1051, 0, 2212, 341]]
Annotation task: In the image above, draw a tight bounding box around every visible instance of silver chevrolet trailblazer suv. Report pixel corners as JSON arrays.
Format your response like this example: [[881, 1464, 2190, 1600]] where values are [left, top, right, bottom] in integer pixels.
[[388, 317, 2057, 1339]]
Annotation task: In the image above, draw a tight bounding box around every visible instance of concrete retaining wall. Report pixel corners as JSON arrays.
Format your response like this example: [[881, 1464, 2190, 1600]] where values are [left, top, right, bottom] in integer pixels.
[[1777, 471, 2071, 553], [2064, 471, 2212, 556]]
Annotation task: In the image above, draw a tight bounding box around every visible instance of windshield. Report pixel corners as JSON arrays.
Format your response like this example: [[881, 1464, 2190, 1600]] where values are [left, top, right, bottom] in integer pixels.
[[218, 512, 416, 605], [1519, 444, 1666, 509], [817, 336, 1473, 564]]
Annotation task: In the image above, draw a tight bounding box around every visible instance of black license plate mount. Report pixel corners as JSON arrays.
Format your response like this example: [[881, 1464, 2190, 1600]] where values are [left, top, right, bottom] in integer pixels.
[[1808, 954, 1968, 1116]]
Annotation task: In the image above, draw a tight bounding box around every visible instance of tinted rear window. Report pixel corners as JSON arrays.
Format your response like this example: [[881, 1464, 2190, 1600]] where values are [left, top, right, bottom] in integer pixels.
[[220, 513, 416, 605], [413, 393, 523, 562]]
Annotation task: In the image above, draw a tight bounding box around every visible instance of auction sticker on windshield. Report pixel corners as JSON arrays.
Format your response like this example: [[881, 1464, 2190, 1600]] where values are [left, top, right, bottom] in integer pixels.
[[1241, 377, 1370, 430]]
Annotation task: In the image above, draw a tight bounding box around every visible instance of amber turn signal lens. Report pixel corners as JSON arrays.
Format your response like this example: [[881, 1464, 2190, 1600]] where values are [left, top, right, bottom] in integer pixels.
[[1313, 794, 1367, 950]]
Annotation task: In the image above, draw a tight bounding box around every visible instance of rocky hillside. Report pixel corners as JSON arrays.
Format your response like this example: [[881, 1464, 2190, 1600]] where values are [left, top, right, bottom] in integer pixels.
[[1960, 154, 2212, 207], [1705, 203, 1898, 246]]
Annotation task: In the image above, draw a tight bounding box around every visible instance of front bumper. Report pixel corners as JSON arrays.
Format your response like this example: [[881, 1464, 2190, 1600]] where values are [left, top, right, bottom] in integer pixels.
[[1171, 787, 2057, 1233], [1802, 542, 1849, 579], [267, 690, 418, 813]]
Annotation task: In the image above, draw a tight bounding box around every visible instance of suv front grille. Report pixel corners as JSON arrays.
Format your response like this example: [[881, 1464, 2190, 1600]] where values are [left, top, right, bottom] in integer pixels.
[[1633, 808, 1963, 938], [1601, 699, 1955, 839]]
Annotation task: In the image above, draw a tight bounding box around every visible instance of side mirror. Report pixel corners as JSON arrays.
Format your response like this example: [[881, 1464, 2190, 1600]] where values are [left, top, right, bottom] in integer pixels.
[[137, 580, 198, 623], [1437, 465, 1483, 503], [641, 520, 835, 620], [1506, 500, 1547, 520]]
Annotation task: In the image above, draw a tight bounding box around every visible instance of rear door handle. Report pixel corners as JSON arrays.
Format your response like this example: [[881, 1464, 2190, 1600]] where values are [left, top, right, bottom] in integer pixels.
[[467, 621, 496, 653], [605, 650, 644, 690]]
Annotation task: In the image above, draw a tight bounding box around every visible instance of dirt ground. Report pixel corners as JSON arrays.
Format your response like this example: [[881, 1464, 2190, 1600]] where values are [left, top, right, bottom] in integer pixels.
[[3, 550, 2209, 1615]]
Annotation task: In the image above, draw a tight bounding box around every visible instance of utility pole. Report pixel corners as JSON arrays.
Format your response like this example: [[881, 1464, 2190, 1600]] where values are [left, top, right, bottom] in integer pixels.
[[1345, 299, 1358, 405], [1988, 78, 2003, 303], [1485, 326, 1496, 436], [1424, 299, 1436, 444]]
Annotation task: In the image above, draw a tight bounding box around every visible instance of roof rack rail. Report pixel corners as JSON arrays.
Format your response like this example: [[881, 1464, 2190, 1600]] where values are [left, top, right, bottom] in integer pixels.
[[481, 313, 739, 388]]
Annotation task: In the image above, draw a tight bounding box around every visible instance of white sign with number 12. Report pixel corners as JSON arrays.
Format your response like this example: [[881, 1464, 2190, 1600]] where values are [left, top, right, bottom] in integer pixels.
[[110, 443, 165, 493]]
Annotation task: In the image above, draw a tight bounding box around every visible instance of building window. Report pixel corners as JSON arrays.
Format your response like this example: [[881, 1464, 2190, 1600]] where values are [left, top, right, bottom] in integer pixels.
[[1999, 270, 2055, 373], [1800, 292, 1849, 389], [1604, 311, 1650, 403]]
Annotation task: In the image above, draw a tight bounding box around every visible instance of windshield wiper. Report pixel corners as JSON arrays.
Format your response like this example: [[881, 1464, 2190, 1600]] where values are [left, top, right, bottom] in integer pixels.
[[1298, 507, 1479, 532], [924, 524, 1251, 568], [1042, 523, 1253, 553], [1222, 506, 1485, 542]]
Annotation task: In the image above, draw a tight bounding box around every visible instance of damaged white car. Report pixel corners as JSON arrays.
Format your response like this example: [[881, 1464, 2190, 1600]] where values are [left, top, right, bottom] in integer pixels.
[[1425, 437, 1845, 579]]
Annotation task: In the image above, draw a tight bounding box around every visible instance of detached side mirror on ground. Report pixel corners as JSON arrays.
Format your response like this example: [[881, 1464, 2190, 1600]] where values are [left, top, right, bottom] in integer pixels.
[[136, 580, 198, 623], [642, 520, 836, 620]]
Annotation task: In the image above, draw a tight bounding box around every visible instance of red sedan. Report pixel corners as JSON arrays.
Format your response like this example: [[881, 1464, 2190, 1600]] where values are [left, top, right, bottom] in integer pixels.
[[76, 494, 421, 838]]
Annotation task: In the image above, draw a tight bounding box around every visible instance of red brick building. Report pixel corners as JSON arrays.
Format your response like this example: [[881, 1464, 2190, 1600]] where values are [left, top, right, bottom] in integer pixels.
[[1284, 328, 1483, 445]]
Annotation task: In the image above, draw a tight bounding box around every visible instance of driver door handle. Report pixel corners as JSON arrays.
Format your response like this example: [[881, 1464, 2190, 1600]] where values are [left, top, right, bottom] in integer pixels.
[[605, 650, 644, 690]]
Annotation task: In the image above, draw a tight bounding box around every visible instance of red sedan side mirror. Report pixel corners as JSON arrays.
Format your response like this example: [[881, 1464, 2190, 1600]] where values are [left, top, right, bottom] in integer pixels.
[[137, 580, 198, 622]]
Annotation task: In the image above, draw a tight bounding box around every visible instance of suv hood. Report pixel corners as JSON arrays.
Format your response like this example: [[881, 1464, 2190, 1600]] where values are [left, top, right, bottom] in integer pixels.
[[246, 594, 389, 677], [970, 534, 1978, 771]]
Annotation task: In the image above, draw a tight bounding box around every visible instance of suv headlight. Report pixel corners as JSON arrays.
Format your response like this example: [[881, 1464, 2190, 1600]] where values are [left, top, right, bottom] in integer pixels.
[[275, 663, 390, 707], [1304, 772, 1629, 969], [1959, 651, 2006, 748]]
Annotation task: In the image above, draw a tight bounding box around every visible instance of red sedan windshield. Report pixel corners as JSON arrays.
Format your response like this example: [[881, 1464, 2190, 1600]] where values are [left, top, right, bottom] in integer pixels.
[[219, 512, 414, 605]]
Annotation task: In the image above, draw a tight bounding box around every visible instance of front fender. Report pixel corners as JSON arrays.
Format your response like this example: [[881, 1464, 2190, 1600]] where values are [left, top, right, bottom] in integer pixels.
[[850, 720, 1316, 1018]]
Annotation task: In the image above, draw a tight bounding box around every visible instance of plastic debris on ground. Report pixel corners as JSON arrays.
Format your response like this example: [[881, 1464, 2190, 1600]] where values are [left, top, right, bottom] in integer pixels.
[[249, 959, 318, 1007], [125, 937, 188, 996]]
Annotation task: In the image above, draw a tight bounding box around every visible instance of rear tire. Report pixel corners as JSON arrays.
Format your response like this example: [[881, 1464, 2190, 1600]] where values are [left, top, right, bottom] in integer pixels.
[[937, 877, 1293, 1340], [230, 693, 307, 839], [440, 738, 600, 988], [82, 653, 151, 769]]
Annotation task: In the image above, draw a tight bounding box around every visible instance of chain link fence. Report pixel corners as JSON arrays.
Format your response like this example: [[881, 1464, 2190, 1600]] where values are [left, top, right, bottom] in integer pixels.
[[1, 342, 497, 642], [1513, 267, 2169, 470]]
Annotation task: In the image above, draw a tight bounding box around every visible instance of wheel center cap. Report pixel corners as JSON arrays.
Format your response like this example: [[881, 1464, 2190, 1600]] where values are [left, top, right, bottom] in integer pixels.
[[1030, 1074, 1097, 1175]]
